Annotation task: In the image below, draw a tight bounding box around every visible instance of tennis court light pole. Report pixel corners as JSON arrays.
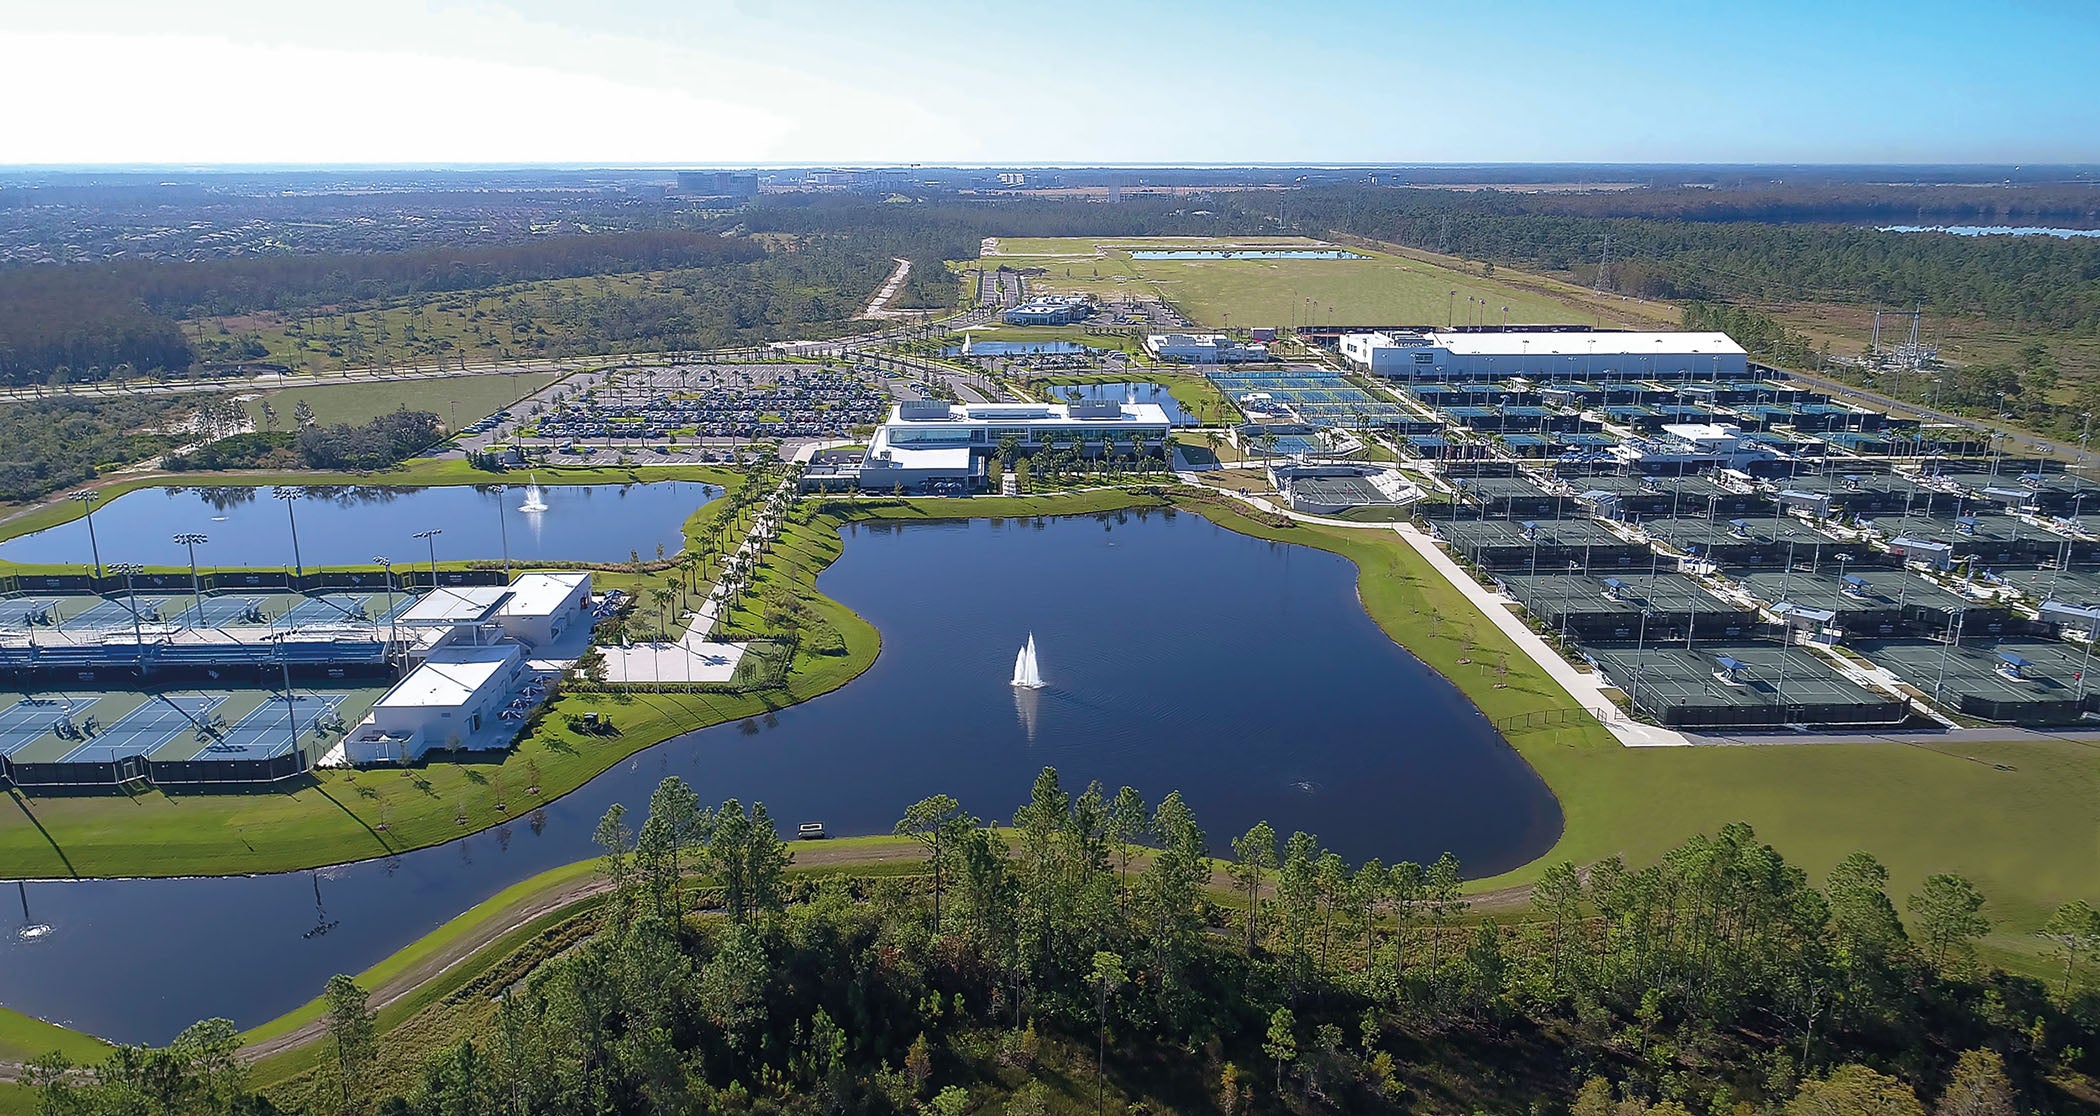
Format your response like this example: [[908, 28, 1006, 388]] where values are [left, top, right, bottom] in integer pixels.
[[273, 486, 305, 580], [110, 562, 144, 674], [173, 532, 208, 624], [68, 490, 104, 578], [414, 529, 443, 589]]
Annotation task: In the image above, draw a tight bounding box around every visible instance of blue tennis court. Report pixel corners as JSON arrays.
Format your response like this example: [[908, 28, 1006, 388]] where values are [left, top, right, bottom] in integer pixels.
[[1208, 369, 1411, 427], [60, 692, 229, 763], [0, 696, 89, 757], [186, 692, 345, 761], [167, 596, 271, 628], [274, 595, 384, 628], [0, 598, 62, 628], [59, 597, 171, 630]]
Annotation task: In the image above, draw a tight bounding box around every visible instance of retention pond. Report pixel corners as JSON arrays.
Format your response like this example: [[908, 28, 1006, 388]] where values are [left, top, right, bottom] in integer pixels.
[[0, 482, 718, 568], [0, 509, 1560, 1043]]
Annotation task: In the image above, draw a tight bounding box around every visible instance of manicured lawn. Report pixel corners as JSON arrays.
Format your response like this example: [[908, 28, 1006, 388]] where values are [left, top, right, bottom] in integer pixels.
[[0, 1005, 111, 1064], [971, 235, 1677, 333], [243, 369, 568, 428]]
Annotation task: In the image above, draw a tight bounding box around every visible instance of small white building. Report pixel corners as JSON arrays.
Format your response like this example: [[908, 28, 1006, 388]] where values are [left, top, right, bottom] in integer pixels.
[[345, 644, 528, 764], [497, 573, 591, 647], [1145, 333, 1269, 364], [1340, 329, 1748, 380]]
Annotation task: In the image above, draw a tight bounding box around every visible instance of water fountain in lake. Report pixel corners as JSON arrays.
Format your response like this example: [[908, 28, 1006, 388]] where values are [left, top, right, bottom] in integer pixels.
[[1010, 633, 1045, 689], [518, 475, 550, 513]]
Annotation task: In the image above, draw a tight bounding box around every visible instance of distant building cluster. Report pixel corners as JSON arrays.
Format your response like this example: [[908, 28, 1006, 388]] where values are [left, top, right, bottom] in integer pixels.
[[1001, 295, 1094, 326], [673, 171, 759, 199], [1145, 333, 1271, 364]]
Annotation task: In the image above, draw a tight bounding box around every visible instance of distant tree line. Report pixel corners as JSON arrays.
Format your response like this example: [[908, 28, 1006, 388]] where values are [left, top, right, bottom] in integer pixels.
[[1277, 187, 2100, 332], [26, 768, 2097, 1115]]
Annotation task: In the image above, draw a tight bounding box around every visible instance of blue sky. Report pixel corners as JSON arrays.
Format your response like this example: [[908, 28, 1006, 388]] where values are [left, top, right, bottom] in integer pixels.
[[5, 0, 2096, 164]]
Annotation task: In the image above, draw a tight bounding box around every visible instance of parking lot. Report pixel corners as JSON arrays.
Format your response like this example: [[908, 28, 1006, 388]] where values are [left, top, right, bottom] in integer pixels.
[[452, 361, 888, 463]]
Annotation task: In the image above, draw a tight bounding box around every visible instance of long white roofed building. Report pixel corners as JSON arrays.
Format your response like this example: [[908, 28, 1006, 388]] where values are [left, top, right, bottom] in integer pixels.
[[1339, 329, 1748, 381]]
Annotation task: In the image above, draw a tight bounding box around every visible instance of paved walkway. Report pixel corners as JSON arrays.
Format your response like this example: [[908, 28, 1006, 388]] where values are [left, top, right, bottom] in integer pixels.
[[600, 448, 842, 686], [1388, 522, 1692, 747]]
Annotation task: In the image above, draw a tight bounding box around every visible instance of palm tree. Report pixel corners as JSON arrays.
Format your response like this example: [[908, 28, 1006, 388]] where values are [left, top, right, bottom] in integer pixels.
[[650, 585, 676, 640]]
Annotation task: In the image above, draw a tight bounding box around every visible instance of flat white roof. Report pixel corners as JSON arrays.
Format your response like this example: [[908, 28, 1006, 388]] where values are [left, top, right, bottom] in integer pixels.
[[866, 439, 973, 469], [1430, 331, 1745, 358], [885, 402, 1172, 427], [376, 644, 520, 709], [398, 586, 511, 626], [501, 573, 589, 620], [1661, 422, 1746, 441]]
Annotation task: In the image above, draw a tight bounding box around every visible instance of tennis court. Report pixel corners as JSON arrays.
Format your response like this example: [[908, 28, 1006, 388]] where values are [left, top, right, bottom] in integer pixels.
[[166, 596, 272, 629], [0, 696, 90, 758], [0, 597, 63, 628], [1208, 369, 1411, 428], [57, 691, 229, 763], [1586, 642, 1908, 728], [179, 692, 345, 761], [60, 597, 170, 630], [273, 593, 398, 628]]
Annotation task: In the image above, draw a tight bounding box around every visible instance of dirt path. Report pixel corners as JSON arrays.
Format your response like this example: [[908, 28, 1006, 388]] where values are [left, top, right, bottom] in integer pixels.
[[859, 257, 916, 320]]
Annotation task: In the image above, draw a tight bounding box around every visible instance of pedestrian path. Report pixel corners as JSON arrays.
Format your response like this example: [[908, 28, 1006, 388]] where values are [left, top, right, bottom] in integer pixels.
[[599, 455, 823, 686], [1388, 522, 1691, 747]]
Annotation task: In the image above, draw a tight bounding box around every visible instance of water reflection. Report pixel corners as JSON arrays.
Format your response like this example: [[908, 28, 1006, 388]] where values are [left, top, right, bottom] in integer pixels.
[[0, 512, 1560, 1044], [0, 482, 719, 567]]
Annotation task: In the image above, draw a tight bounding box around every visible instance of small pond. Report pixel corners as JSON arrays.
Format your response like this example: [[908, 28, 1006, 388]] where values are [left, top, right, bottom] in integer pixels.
[[942, 340, 1103, 357], [1877, 224, 2100, 239], [0, 482, 719, 568], [1131, 249, 1368, 260], [0, 511, 1560, 1043], [1046, 381, 1197, 425]]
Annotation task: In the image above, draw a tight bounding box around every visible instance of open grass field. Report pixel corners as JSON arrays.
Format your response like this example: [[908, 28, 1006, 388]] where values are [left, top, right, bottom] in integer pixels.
[[188, 273, 668, 374], [1753, 297, 2100, 397], [983, 235, 1327, 257], [975, 236, 1671, 331], [241, 369, 568, 429]]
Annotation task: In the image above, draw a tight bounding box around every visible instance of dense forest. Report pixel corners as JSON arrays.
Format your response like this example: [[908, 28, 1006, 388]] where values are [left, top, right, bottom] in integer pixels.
[[1277, 188, 2100, 333], [28, 768, 2099, 1115]]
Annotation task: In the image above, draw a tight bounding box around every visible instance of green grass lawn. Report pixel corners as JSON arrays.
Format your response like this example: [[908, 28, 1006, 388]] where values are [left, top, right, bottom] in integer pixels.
[[972, 236, 1682, 334], [243, 369, 568, 429]]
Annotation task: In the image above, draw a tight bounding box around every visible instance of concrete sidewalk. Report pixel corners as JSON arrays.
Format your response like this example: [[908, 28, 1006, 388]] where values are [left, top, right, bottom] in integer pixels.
[[1390, 522, 1692, 747]]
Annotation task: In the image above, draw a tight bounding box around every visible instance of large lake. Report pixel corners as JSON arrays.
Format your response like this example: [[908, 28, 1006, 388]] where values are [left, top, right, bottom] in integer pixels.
[[0, 482, 718, 568], [0, 511, 1560, 1043]]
